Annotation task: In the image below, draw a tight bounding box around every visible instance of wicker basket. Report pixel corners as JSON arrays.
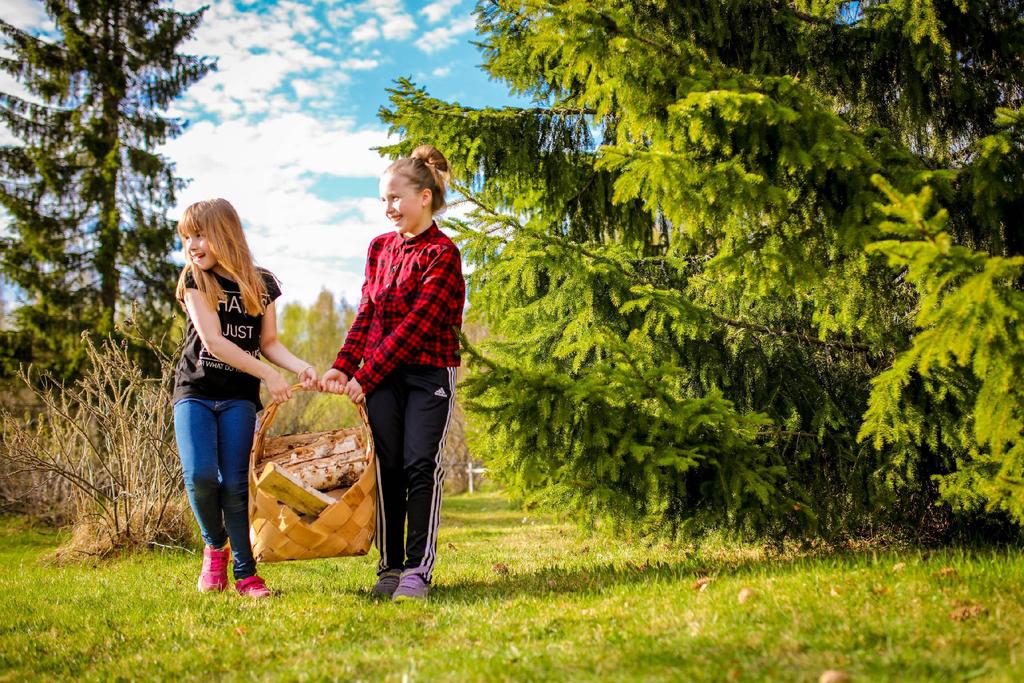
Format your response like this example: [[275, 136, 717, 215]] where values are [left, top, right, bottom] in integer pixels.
[[248, 386, 376, 562]]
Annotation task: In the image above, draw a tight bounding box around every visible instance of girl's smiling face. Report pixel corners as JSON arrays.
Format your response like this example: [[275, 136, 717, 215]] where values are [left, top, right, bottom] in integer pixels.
[[185, 232, 218, 271], [380, 171, 433, 237]]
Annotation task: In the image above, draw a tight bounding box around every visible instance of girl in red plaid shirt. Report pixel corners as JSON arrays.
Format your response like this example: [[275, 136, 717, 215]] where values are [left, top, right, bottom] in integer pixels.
[[321, 145, 465, 601]]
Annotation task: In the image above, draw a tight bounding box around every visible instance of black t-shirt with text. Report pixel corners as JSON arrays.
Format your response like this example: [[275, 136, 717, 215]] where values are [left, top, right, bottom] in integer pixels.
[[172, 268, 281, 409]]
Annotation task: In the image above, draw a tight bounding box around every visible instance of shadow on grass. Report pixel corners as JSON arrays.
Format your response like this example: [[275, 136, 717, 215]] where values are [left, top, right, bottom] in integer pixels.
[[0, 515, 61, 555], [428, 547, 971, 605], [431, 497, 1022, 604]]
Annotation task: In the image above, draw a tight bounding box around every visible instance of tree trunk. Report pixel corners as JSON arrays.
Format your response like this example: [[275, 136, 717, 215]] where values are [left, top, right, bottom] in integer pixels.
[[96, 3, 125, 334]]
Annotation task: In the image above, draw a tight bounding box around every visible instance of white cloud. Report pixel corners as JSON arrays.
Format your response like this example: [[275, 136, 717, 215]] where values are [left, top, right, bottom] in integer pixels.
[[362, 0, 417, 40], [0, 70, 32, 104], [291, 79, 321, 99], [431, 66, 451, 78], [340, 58, 379, 70], [172, 0, 334, 119], [0, 125, 18, 147], [276, 0, 320, 34], [380, 14, 416, 40], [419, 15, 475, 54], [351, 18, 381, 43], [327, 5, 356, 25], [421, 0, 461, 24], [2, 0, 54, 33]]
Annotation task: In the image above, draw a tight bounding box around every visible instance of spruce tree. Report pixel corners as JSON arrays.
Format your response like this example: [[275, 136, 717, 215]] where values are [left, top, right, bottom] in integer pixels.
[[378, 1, 1024, 537], [0, 0, 212, 376]]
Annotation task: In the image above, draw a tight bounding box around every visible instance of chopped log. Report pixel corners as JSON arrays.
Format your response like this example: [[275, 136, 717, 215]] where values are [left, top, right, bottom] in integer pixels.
[[255, 462, 335, 516], [279, 452, 366, 491], [264, 430, 360, 468]]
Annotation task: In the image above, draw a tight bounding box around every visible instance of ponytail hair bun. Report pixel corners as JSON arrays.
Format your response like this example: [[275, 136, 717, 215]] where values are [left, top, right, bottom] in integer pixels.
[[412, 144, 449, 176], [387, 144, 450, 214]]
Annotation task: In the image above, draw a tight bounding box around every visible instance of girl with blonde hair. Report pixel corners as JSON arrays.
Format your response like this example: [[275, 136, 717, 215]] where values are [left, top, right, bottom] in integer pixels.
[[322, 145, 465, 601], [173, 198, 317, 598]]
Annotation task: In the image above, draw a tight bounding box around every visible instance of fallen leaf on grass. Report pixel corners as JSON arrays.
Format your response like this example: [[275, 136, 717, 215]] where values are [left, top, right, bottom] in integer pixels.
[[492, 562, 510, 576], [447, 542, 457, 551], [819, 670, 850, 683], [934, 566, 958, 579], [234, 626, 247, 636], [692, 577, 712, 591], [949, 602, 987, 622], [737, 587, 755, 604], [892, 562, 906, 572], [869, 584, 891, 596], [829, 586, 841, 597], [547, 579, 557, 589]]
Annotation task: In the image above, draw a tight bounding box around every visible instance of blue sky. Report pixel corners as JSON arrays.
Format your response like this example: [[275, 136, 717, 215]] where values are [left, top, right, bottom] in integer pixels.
[[2, 0, 523, 306]]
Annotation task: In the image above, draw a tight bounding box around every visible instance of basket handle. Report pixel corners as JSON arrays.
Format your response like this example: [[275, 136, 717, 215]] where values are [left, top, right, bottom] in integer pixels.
[[256, 384, 368, 438]]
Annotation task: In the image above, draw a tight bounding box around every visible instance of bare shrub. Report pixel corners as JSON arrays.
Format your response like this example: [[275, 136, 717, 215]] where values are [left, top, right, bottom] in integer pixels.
[[0, 328, 188, 559]]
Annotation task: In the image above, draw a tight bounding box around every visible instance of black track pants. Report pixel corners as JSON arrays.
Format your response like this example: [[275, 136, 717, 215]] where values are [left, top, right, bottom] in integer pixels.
[[366, 364, 456, 582]]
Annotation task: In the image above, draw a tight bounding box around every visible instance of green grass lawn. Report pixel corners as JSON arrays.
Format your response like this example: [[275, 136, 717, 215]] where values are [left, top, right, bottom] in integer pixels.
[[1, 491, 1022, 682]]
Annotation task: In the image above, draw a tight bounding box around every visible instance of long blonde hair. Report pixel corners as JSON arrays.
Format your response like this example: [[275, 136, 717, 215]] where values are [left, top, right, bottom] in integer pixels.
[[175, 198, 268, 316]]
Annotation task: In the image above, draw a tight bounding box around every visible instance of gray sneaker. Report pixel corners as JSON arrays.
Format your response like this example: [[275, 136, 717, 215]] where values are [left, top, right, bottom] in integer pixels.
[[392, 572, 429, 601], [370, 569, 402, 597]]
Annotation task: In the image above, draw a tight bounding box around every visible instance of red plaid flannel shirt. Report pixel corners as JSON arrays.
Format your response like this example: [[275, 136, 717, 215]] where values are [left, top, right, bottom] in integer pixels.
[[332, 223, 465, 394]]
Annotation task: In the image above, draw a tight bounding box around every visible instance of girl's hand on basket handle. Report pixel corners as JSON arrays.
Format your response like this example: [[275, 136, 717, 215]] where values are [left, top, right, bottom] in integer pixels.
[[297, 364, 318, 390], [266, 370, 293, 404], [344, 377, 365, 404], [320, 368, 348, 395]]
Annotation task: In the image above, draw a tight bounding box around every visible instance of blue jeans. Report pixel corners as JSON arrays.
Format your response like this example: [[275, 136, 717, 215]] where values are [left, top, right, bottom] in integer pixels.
[[174, 398, 257, 580]]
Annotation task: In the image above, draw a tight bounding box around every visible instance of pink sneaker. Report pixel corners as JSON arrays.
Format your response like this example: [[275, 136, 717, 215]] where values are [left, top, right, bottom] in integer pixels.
[[197, 545, 229, 592], [235, 575, 271, 598]]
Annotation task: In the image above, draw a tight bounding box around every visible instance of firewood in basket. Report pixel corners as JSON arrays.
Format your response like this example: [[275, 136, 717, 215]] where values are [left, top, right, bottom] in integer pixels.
[[255, 463, 335, 516], [264, 429, 356, 452], [259, 428, 367, 492], [265, 432, 360, 468], [279, 452, 366, 491], [266, 436, 362, 462]]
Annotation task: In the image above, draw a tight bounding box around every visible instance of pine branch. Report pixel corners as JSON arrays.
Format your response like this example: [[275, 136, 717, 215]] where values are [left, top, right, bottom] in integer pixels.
[[712, 314, 872, 354], [457, 178, 874, 355], [450, 182, 525, 234], [763, 429, 820, 439]]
